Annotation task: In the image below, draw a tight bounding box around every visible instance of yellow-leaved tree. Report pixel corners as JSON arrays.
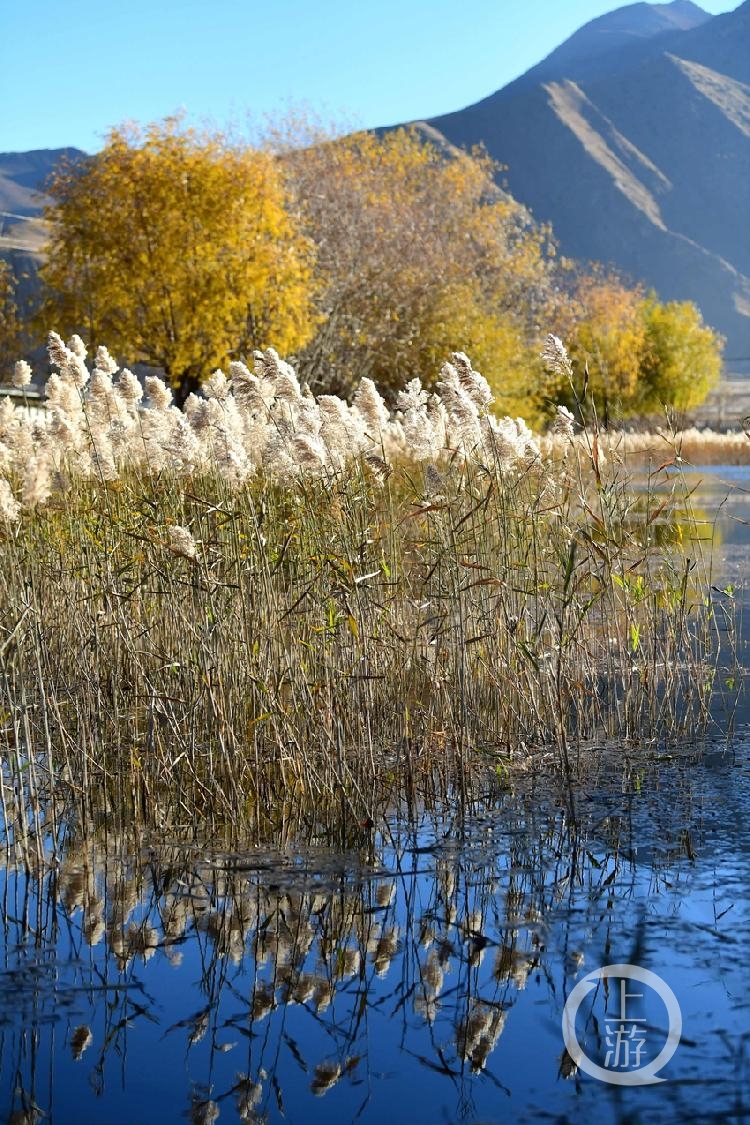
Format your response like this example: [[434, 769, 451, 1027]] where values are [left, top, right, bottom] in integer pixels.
[[278, 124, 560, 414], [39, 117, 317, 402], [563, 271, 647, 423], [638, 297, 722, 413], [550, 270, 723, 422]]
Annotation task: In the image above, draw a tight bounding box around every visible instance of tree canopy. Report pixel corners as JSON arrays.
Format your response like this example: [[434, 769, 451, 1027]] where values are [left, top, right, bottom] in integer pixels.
[[280, 125, 560, 412], [39, 117, 317, 402], [548, 268, 723, 422], [33, 114, 723, 421]]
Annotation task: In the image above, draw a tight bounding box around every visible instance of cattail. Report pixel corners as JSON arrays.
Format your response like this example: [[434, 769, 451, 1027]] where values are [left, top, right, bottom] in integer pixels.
[[12, 360, 32, 388]]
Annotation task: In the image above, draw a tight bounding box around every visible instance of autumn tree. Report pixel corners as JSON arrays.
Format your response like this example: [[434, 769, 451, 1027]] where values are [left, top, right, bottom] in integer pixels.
[[638, 297, 722, 413], [277, 124, 560, 412], [0, 259, 21, 381], [39, 117, 317, 402], [559, 270, 647, 422], [550, 269, 723, 421]]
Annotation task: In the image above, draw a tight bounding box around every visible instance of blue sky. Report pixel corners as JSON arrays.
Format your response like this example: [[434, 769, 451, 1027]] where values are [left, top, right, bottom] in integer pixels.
[[1, 0, 740, 153]]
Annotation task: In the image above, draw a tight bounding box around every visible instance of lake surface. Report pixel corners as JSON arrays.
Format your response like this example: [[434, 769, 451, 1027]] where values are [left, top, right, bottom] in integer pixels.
[[2, 465, 750, 1125]]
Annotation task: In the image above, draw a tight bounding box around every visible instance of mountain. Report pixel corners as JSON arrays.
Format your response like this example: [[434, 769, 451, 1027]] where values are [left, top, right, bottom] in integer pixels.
[[414, 0, 750, 363], [0, 148, 85, 313]]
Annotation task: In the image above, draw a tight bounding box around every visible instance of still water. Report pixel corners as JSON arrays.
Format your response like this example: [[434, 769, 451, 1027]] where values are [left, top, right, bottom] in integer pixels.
[[2, 466, 750, 1125]]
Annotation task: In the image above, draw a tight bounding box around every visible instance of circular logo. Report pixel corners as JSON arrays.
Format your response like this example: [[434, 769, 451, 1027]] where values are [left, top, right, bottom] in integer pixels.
[[561, 963, 682, 1086]]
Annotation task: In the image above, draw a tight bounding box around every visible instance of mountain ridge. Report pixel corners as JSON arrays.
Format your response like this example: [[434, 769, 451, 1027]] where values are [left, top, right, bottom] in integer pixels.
[[421, 0, 750, 359]]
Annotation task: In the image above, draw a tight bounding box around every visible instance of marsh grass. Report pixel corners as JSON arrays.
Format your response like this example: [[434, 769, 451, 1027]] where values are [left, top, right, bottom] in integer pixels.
[[0, 334, 735, 845], [0, 445, 726, 847]]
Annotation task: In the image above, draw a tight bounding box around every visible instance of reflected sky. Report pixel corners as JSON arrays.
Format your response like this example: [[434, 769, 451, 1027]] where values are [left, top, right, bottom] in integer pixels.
[[1, 736, 749, 1125]]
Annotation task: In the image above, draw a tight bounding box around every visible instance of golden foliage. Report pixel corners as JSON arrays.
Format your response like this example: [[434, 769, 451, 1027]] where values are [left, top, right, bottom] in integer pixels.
[[565, 271, 647, 420], [39, 116, 317, 401], [554, 270, 723, 420]]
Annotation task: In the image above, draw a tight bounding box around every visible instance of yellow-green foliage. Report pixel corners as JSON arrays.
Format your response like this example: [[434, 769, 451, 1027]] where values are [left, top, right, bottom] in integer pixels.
[[639, 297, 722, 412], [554, 272, 723, 420]]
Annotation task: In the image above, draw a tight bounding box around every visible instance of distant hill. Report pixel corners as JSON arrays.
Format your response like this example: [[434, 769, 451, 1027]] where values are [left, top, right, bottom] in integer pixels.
[[410, 0, 750, 362], [0, 148, 85, 311]]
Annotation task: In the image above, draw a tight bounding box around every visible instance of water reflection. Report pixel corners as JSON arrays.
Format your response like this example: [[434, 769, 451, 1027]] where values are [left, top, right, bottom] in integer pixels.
[[1, 738, 749, 1124]]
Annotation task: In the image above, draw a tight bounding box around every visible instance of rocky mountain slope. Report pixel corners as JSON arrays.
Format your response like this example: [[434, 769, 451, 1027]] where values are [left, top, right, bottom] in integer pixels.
[[419, 0, 750, 361]]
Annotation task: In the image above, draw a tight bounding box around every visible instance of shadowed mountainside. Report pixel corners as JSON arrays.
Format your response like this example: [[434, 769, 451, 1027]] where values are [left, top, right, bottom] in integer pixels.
[[0, 148, 85, 311], [417, 0, 750, 360]]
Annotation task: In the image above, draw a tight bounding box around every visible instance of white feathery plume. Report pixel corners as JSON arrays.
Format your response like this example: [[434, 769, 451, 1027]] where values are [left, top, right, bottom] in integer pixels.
[[117, 369, 143, 411], [353, 377, 390, 438], [22, 451, 53, 509], [144, 375, 173, 412], [47, 331, 72, 368], [318, 394, 352, 454], [12, 360, 32, 389], [451, 352, 493, 410], [436, 362, 481, 451], [553, 404, 576, 440], [540, 334, 573, 380], [94, 345, 119, 376], [230, 364, 268, 416], [0, 477, 20, 523], [45, 373, 80, 416], [263, 418, 298, 479], [292, 431, 328, 474], [203, 370, 230, 402], [167, 525, 198, 561], [67, 334, 87, 360], [397, 378, 429, 414], [61, 352, 90, 391], [0, 398, 35, 464]]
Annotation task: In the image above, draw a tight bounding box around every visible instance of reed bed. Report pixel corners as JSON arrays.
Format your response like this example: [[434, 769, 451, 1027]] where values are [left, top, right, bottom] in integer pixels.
[[544, 425, 750, 467], [0, 334, 731, 841]]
